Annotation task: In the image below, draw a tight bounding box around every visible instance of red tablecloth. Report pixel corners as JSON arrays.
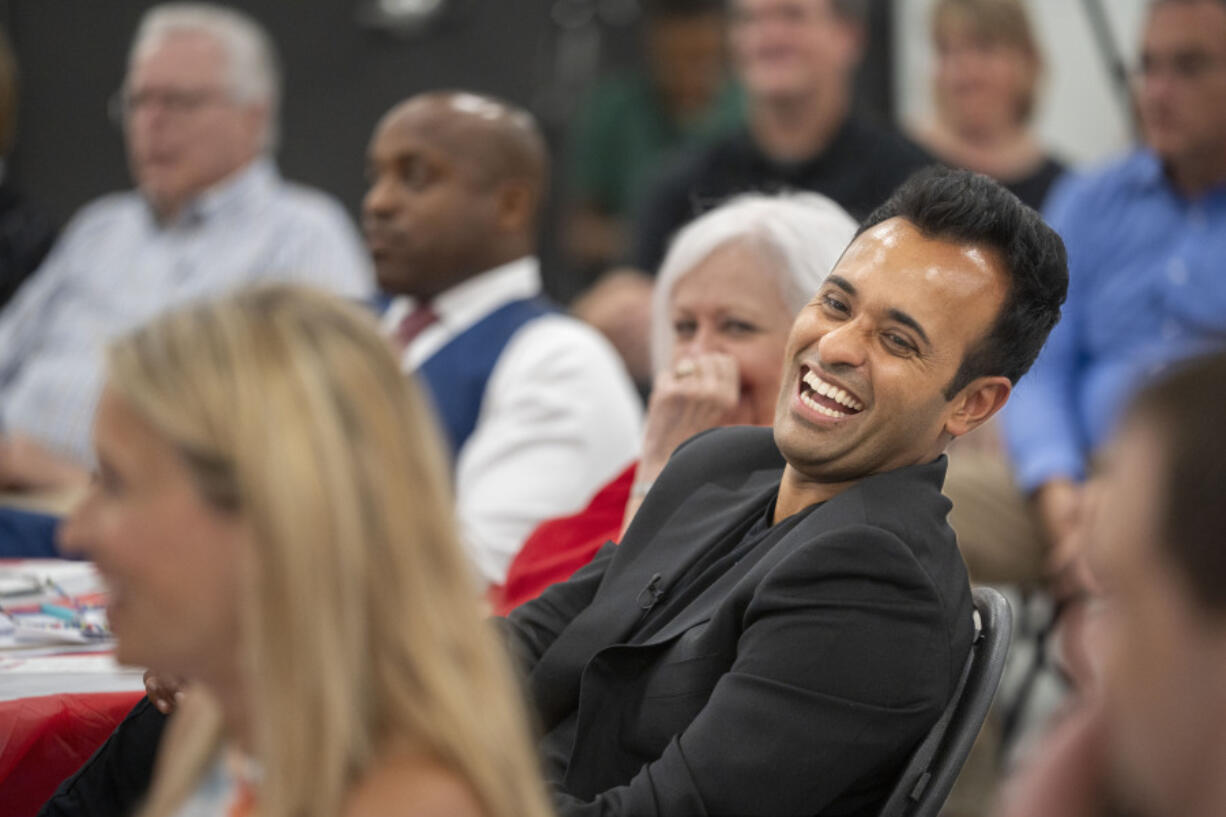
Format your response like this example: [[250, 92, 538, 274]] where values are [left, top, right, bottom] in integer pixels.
[[0, 690, 142, 817]]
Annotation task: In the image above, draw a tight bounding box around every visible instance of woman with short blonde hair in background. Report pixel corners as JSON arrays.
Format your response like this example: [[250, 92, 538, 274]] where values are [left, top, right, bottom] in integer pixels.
[[60, 285, 553, 817], [910, 0, 1065, 210]]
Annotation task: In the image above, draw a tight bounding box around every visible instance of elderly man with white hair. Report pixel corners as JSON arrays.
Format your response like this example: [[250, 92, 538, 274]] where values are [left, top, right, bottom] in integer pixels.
[[0, 2, 371, 490]]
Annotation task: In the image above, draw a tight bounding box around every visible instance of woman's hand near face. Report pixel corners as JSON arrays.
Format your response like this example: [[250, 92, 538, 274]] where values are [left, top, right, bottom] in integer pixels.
[[638, 352, 742, 484], [144, 669, 187, 715], [621, 353, 742, 535]]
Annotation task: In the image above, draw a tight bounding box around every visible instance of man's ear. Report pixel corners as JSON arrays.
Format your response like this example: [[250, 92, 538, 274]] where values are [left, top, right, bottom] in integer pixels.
[[494, 179, 537, 232], [945, 376, 1011, 438], [240, 101, 271, 153]]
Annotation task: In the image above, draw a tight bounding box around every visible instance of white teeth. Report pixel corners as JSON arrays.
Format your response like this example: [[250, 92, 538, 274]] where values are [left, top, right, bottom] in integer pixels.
[[801, 370, 864, 411], [800, 390, 847, 419]]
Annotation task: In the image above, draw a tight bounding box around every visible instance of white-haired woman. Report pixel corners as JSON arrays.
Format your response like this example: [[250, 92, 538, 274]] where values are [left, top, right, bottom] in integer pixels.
[[59, 286, 552, 817], [495, 192, 856, 612]]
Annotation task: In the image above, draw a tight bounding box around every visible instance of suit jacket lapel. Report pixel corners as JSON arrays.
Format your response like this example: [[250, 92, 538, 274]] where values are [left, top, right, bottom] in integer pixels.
[[526, 473, 775, 727]]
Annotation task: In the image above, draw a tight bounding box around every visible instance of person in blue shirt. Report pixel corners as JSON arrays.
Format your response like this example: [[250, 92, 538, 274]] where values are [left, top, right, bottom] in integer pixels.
[[999, 0, 1226, 590]]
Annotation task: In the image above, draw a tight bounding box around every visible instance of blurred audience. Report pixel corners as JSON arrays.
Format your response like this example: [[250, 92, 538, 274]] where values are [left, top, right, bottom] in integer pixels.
[[997, 350, 1226, 817], [909, 0, 1065, 210], [565, 0, 742, 273], [577, 0, 928, 378], [44, 168, 1062, 817], [495, 191, 857, 613], [0, 25, 56, 310], [56, 285, 552, 817], [631, 0, 930, 272], [0, 3, 371, 493], [364, 91, 641, 587], [1000, 0, 1226, 593]]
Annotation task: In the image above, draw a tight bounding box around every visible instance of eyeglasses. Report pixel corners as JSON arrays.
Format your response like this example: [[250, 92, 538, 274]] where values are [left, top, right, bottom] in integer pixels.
[[1135, 50, 1226, 83], [107, 87, 230, 124]]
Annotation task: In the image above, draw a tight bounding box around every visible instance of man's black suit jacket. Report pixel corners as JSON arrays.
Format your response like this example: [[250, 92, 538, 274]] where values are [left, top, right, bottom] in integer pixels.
[[506, 426, 975, 817]]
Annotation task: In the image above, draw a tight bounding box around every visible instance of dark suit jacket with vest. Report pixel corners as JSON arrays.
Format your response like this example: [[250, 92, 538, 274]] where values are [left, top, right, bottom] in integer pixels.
[[504, 425, 974, 817]]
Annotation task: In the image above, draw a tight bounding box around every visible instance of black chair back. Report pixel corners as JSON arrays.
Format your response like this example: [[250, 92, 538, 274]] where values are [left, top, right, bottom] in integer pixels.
[[876, 586, 1013, 817]]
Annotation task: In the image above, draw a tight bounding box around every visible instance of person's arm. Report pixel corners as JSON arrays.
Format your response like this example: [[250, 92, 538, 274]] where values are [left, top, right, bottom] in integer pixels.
[[500, 541, 618, 674], [621, 352, 740, 530], [37, 698, 168, 817], [553, 526, 962, 817], [0, 205, 82, 385], [0, 434, 90, 491], [1002, 175, 1093, 549], [453, 319, 641, 586]]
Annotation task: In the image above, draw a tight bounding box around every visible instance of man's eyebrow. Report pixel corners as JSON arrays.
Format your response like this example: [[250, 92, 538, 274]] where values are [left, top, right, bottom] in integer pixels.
[[827, 275, 856, 295], [886, 308, 931, 347]]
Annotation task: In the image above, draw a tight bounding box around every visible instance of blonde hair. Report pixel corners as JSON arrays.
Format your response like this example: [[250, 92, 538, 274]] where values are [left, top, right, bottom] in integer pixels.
[[932, 0, 1042, 123], [115, 285, 551, 817]]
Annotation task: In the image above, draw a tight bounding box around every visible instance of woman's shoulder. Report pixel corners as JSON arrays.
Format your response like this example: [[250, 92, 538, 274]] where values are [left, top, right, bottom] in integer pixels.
[[344, 753, 487, 817]]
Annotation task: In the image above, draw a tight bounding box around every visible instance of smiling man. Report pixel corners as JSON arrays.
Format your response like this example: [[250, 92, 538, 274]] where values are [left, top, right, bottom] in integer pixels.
[[505, 166, 1067, 816], [38, 167, 1067, 817]]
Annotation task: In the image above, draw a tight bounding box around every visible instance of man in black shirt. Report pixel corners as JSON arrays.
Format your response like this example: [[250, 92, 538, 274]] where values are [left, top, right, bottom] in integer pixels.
[[633, 0, 932, 272]]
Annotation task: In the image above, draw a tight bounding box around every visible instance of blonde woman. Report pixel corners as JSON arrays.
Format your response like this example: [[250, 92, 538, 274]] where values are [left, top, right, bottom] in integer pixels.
[[910, 0, 1065, 209], [58, 285, 552, 817]]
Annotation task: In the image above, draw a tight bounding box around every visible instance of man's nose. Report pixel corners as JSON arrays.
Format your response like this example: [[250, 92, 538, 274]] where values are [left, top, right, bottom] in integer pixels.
[[362, 176, 397, 218], [816, 319, 867, 369]]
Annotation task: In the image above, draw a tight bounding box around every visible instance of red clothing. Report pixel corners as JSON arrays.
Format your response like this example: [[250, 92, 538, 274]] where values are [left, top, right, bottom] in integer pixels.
[[490, 462, 636, 616]]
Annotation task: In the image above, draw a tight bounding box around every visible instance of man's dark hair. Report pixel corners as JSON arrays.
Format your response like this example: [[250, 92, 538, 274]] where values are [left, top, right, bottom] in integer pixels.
[[1126, 350, 1226, 615], [858, 166, 1068, 399]]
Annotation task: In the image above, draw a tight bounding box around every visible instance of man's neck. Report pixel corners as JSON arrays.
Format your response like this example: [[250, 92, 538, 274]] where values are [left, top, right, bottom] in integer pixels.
[[146, 158, 262, 226], [747, 86, 851, 163], [773, 464, 859, 524], [1167, 147, 1226, 198]]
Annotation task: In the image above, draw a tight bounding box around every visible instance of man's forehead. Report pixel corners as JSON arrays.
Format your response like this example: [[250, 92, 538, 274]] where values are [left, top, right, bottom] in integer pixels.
[[830, 218, 1008, 312], [130, 30, 226, 80], [1146, 0, 1226, 47], [370, 101, 439, 150]]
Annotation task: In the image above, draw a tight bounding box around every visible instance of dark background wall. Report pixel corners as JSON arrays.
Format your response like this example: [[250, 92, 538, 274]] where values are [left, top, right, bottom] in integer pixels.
[[1, 0, 893, 301]]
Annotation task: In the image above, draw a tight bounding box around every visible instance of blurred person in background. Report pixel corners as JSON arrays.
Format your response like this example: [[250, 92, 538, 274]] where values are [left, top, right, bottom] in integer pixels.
[[631, 0, 930, 272], [0, 2, 371, 493], [996, 350, 1226, 817], [57, 285, 553, 817], [1002, 0, 1226, 596], [496, 191, 857, 613], [578, 0, 928, 380], [564, 0, 743, 275], [908, 0, 1065, 210], [363, 91, 641, 588], [0, 24, 57, 311]]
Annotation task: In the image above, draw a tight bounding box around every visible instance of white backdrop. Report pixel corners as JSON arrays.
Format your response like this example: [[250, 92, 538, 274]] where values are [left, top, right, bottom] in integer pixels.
[[894, 0, 1151, 168]]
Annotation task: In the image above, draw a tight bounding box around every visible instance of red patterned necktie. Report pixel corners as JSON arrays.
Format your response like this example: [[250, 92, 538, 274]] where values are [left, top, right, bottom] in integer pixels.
[[395, 302, 439, 348]]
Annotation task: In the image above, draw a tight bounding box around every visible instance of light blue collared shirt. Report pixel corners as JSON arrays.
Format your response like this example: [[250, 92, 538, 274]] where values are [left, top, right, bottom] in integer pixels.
[[1003, 150, 1226, 492], [0, 158, 373, 462]]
